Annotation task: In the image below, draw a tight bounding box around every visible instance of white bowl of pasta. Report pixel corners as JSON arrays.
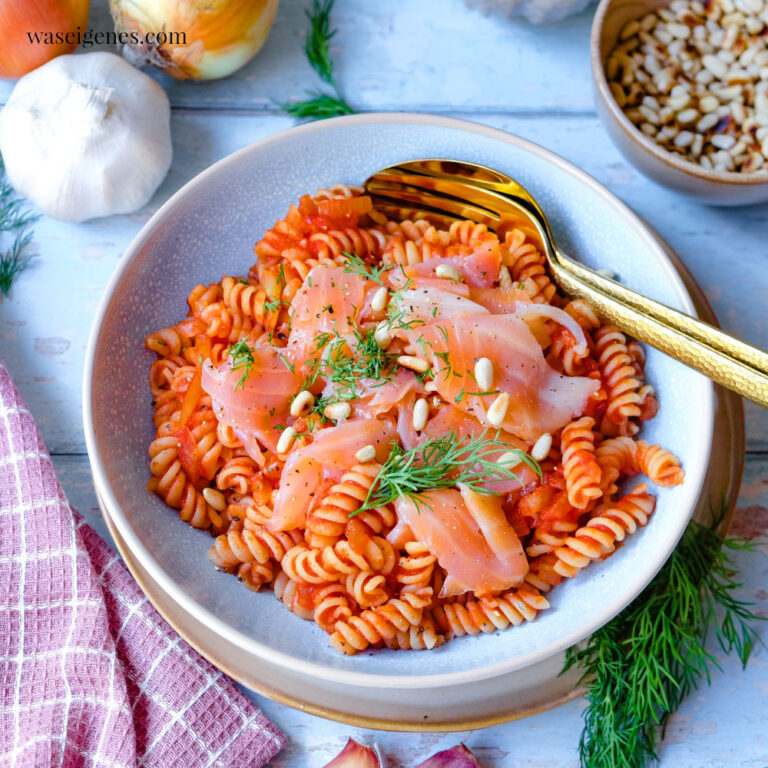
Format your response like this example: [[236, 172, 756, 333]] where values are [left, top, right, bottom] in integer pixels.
[[84, 113, 713, 690]]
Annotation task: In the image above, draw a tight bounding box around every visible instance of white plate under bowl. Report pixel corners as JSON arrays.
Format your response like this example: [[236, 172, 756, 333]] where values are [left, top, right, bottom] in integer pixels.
[[84, 113, 714, 690]]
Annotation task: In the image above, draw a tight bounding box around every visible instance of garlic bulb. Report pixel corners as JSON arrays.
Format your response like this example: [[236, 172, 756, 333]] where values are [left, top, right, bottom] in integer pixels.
[[110, 0, 280, 81], [0, 52, 172, 223]]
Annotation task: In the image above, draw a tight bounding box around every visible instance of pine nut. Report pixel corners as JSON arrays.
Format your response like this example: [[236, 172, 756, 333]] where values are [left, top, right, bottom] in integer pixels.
[[475, 358, 493, 390], [497, 451, 523, 469], [610, 82, 627, 108], [620, 19, 640, 40], [424, 380, 439, 393], [412, 398, 429, 431], [639, 105, 660, 124], [371, 286, 389, 313], [290, 390, 315, 418], [276, 426, 297, 455], [691, 134, 704, 157], [435, 263, 462, 282], [696, 112, 719, 131], [655, 69, 673, 93], [667, 22, 690, 39], [717, 85, 742, 101], [642, 95, 661, 111], [486, 392, 510, 428], [324, 402, 351, 421], [711, 133, 736, 150], [531, 433, 553, 461], [605, 2, 768, 174], [498, 265, 513, 289], [596, 267, 615, 278], [355, 444, 377, 463], [202, 487, 227, 512], [677, 108, 700, 123], [374, 323, 392, 349], [703, 54, 728, 78], [667, 94, 691, 111], [644, 53, 661, 75], [730, 101, 746, 124], [694, 69, 714, 85], [398, 355, 430, 374]]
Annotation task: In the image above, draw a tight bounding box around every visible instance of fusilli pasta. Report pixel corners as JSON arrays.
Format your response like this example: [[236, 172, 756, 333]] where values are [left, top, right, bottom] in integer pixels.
[[143, 184, 684, 655]]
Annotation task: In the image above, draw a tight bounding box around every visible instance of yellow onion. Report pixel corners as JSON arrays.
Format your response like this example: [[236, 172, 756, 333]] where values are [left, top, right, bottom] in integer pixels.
[[109, 0, 279, 81], [0, 0, 90, 79]]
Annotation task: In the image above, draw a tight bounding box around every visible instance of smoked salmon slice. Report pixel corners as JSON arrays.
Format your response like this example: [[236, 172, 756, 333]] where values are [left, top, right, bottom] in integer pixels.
[[268, 418, 396, 531], [386, 241, 501, 288], [393, 487, 527, 597], [285, 265, 369, 371], [403, 314, 598, 442], [389, 287, 488, 326], [201, 343, 302, 456], [414, 405, 539, 494]]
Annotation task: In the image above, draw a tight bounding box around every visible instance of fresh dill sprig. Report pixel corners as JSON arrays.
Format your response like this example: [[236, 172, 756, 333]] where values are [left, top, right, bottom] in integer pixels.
[[0, 159, 38, 297], [0, 231, 34, 297], [0, 184, 37, 233], [383, 302, 425, 333], [227, 339, 255, 391], [278, 352, 296, 373], [304, 0, 337, 85], [341, 250, 393, 285], [382, 275, 427, 333], [353, 431, 542, 516], [564, 506, 765, 768], [282, 93, 354, 120], [353, 325, 400, 381], [281, 0, 356, 121], [305, 323, 400, 417]]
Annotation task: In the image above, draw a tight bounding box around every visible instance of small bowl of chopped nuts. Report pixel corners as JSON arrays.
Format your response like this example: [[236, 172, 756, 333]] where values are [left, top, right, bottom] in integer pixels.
[[592, 0, 768, 205]]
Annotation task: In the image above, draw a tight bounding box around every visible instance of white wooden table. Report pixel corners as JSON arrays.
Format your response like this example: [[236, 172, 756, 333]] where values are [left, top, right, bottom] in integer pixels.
[[1, 1, 767, 764]]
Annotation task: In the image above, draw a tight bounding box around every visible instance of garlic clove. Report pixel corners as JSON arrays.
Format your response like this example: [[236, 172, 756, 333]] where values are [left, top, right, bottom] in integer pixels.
[[0, 52, 172, 223]]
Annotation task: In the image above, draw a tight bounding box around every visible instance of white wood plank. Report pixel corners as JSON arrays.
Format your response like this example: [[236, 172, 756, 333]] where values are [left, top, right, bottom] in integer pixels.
[[3, 111, 767, 453], [0, 0, 597, 114], [54, 452, 768, 767]]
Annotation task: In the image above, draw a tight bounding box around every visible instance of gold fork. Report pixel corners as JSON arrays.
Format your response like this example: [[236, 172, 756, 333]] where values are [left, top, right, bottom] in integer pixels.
[[364, 158, 768, 409]]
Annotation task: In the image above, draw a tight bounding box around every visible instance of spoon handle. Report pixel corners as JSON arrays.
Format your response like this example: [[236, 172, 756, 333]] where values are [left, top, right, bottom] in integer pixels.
[[550, 251, 768, 409], [555, 250, 768, 373]]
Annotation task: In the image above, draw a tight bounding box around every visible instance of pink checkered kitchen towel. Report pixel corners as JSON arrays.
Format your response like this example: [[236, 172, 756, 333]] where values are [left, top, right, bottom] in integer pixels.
[[0, 361, 286, 768]]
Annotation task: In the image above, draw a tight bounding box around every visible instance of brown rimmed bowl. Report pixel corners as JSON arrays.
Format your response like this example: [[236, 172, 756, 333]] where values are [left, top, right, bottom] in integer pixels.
[[591, 0, 768, 206]]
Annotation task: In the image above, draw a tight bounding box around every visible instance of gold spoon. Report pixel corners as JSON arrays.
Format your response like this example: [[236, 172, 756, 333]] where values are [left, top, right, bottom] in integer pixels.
[[365, 158, 768, 409]]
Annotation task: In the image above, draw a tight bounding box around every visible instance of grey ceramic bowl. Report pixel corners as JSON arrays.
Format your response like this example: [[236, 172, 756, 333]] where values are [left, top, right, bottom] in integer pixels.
[[84, 113, 714, 688], [592, 0, 768, 206]]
